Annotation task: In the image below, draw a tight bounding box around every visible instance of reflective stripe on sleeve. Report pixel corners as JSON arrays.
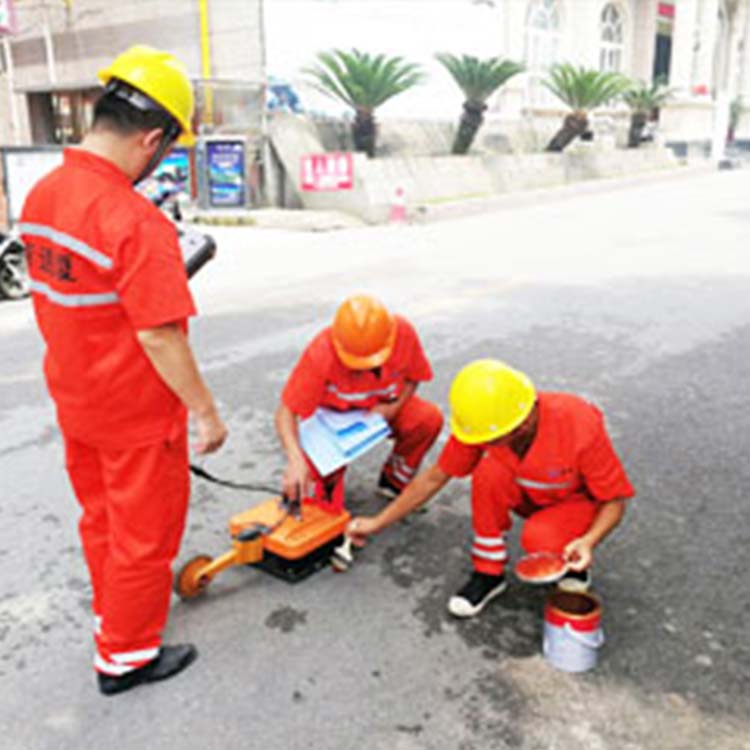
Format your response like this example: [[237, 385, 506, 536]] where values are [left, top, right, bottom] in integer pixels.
[[515, 477, 574, 491], [18, 222, 114, 270], [30, 280, 120, 308]]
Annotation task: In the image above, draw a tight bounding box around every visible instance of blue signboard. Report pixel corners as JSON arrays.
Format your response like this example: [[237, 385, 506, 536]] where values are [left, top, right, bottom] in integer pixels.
[[206, 140, 246, 208]]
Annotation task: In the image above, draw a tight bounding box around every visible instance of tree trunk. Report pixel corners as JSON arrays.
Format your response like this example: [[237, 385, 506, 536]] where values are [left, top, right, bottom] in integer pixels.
[[352, 108, 377, 157], [452, 101, 488, 155], [628, 111, 648, 148], [545, 112, 589, 152]]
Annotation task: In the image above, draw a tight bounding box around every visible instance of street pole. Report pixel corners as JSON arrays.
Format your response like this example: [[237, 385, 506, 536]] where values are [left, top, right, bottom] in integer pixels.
[[2, 36, 20, 144], [711, 0, 741, 164]]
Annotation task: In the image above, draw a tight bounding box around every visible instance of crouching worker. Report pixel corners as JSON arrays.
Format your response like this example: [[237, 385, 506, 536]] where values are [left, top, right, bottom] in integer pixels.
[[275, 295, 443, 510], [348, 359, 634, 619]]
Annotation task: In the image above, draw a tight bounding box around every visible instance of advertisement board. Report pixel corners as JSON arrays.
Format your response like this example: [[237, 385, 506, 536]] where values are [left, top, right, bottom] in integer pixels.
[[300, 153, 353, 192], [1, 148, 64, 225], [206, 139, 246, 208]]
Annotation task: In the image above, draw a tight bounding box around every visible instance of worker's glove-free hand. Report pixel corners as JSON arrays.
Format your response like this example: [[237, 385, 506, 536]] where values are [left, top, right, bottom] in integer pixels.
[[282, 455, 312, 502], [347, 517, 377, 548], [563, 536, 594, 572], [193, 411, 228, 454]]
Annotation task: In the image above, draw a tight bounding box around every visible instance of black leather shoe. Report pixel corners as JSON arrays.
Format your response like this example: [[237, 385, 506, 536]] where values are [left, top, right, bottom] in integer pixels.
[[97, 643, 198, 696]]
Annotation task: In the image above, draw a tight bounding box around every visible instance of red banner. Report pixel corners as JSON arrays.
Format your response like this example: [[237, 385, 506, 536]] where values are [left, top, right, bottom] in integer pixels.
[[658, 2, 675, 19], [300, 153, 354, 192]]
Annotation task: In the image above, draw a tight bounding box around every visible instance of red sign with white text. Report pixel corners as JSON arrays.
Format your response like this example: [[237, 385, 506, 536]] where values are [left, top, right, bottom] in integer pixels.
[[658, 3, 675, 19], [300, 153, 354, 192]]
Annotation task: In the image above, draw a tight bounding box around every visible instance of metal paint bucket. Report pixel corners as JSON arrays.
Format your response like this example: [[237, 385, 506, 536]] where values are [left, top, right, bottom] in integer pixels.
[[543, 590, 604, 673]]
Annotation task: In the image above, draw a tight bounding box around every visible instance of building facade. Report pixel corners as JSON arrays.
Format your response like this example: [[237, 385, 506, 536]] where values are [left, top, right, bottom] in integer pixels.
[[0, 0, 264, 145], [1, 0, 749, 150]]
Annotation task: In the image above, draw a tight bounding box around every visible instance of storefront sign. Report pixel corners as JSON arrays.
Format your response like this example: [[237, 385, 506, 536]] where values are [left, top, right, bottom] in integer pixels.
[[300, 153, 354, 192], [0, 0, 16, 34], [206, 140, 246, 208]]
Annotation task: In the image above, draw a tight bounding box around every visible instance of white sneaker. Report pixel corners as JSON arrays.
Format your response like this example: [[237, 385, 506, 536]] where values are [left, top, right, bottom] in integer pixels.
[[447, 572, 508, 618]]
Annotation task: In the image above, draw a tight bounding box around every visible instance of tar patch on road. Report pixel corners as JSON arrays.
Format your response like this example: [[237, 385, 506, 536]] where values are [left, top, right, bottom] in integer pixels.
[[265, 605, 308, 633]]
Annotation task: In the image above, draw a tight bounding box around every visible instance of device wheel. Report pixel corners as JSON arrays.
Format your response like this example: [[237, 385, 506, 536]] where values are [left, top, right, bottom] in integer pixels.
[[175, 554, 214, 600]]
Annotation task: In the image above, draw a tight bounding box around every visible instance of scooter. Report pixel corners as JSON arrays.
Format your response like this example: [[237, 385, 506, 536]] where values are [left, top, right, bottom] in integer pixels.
[[0, 231, 29, 300]]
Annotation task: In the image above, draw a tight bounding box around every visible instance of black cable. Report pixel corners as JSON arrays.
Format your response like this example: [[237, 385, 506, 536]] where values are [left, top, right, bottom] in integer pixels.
[[189, 463, 280, 495]]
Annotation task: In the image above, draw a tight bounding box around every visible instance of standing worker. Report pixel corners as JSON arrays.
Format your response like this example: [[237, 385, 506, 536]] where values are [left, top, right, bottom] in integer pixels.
[[348, 359, 634, 618], [276, 295, 443, 510], [19, 46, 227, 695]]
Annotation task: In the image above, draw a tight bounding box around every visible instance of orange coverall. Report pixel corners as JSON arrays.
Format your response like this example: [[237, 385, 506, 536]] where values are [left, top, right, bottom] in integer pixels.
[[282, 316, 443, 510], [20, 149, 196, 676], [438, 392, 635, 575]]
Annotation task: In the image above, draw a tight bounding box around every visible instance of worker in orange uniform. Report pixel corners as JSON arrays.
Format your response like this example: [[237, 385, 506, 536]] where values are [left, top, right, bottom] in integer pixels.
[[348, 359, 634, 618], [19, 46, 227, 695], [275, 295, 443, 510]]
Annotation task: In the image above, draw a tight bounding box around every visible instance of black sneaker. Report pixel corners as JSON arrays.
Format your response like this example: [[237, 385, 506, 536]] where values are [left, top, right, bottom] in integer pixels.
[[376, 472, 403, 500], [448, 572, 507, 618], [97, 643, 198, 696], [557, 568, 592, 593]]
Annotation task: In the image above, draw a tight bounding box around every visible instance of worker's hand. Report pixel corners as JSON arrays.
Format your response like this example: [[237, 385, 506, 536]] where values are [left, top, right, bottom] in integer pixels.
[[194, 410, 228, 454], [282, 454, 311, 502], [371, 401, 400, 423], [347, 517, 379, 547], [563, 536, 594, 572]]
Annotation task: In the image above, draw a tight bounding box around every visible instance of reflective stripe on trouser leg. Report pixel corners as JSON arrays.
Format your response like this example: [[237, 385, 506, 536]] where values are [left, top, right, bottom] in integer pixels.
[[382, 395, 443, 488], [93, 426, 190, 673], [470, 454, 522, 575]]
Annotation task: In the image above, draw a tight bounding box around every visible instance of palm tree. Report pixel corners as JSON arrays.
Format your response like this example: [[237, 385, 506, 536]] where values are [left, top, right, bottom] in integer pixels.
[[435, 53, 524, 154], [543, 64, 630, 152], [622, 80, 673, 148], [304, 49, 424, 157]]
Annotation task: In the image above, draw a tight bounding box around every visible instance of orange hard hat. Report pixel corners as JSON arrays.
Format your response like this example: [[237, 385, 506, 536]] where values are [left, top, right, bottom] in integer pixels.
[[331, 295, 397, 370]]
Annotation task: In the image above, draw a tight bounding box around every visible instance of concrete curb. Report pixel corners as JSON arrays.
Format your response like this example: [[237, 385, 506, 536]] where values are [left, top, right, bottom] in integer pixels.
[[405, 163, 716, 224]]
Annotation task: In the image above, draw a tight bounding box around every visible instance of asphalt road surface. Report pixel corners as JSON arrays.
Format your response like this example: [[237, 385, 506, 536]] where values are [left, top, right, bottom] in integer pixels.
[[1, 168, 749, 750]]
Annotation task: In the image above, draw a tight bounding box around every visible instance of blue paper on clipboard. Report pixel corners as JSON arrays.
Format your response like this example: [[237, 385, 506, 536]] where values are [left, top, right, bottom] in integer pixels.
[[299, 408, 390, 476]]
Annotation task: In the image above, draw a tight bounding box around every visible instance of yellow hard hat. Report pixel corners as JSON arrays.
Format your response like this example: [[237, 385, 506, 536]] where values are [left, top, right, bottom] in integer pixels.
[[98, 45, 195, 146], [449, 359, 536, 444]]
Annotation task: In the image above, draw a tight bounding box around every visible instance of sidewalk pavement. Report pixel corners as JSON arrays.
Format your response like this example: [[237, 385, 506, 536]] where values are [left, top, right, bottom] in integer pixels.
[[188, 162, 716, 232]]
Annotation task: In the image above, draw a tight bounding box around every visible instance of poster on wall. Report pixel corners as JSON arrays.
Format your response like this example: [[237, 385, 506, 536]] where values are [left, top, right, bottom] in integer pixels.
[[206, 139, 246, 208], [1, 148, 64, 225], [0, 0, 16, 34]]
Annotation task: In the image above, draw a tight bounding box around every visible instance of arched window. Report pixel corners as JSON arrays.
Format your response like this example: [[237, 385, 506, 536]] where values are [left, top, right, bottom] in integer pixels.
[[599, 3, 624, 72], [525, 0, 562, 106]]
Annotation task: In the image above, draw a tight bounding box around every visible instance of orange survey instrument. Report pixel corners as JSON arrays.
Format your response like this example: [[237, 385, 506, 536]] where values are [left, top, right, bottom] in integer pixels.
[[175, 493, 351, 600]]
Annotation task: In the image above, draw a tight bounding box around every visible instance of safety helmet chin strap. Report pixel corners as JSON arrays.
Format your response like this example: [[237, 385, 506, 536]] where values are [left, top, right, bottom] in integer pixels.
[[104, 80, 182, 185], [133, 124, 180, 185]]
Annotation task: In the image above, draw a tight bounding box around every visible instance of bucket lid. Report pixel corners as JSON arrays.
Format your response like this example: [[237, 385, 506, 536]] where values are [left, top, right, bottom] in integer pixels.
[[515, 551, 568, 585]]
